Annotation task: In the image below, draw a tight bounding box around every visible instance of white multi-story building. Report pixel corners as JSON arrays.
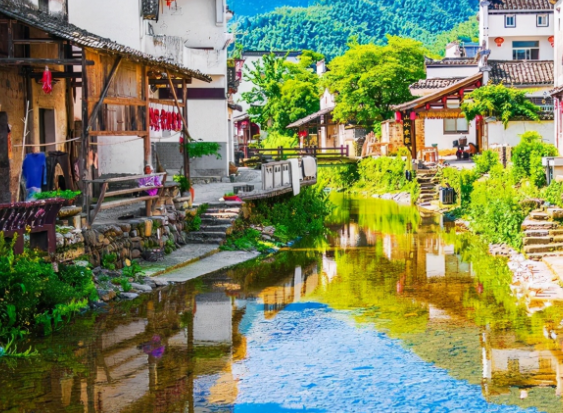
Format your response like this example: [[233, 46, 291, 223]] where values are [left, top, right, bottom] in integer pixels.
[[68, 0, 233, 177], [550, 0, 563, 153], [398, 0, 555, 155]]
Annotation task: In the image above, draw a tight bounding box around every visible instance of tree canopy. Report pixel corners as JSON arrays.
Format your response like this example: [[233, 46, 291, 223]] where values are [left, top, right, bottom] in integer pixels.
[[461, 84, 540, 129], [230, 0, 478, 61], [241, 50, 323, 135], [322, 36, 427, 126]]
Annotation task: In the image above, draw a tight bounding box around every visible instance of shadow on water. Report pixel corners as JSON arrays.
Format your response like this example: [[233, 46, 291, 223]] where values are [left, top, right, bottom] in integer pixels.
[[3, 194, 563, 412]]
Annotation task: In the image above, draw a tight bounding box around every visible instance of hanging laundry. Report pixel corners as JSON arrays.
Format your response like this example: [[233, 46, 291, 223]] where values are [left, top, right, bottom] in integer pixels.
[[160, 109, 167, 131], [22, 152, 47, 200], [167, 111, 173, 131]]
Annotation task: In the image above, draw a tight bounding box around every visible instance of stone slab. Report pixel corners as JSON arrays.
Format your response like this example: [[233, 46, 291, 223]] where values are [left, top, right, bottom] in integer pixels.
[[139, 243, 220, 277], [543, 256, 563, 283], [159, 251, 260, 283]]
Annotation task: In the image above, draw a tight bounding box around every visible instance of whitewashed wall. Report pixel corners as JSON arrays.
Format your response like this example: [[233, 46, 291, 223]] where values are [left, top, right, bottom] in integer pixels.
[[487, 121, 555, 147], [486, 36, 554, 61], [424, 119, 477, 150], [488, 13, 553, 38], [97, 137, 145, 175], [426, 66, 479, 79], [68, 0, 143, 50]]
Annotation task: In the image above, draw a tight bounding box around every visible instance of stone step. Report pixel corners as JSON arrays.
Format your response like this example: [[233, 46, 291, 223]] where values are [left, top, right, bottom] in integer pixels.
[[530, 211, 550, 221], [186, 231, 227, 240], [201, 212, 240, 219], [184, 238, 225, 245], [527, 252, 563, 261], [523, 236, 563, 246], [199, 224, 232, 232], [524, 243, 563, 254], [201, 217, 235, 226], [547, 208, 563, 220], [524, 229, 563, 237], [205, 208, 241, 214], [195, 202, 244, 208], [521, 220, 559, 231]]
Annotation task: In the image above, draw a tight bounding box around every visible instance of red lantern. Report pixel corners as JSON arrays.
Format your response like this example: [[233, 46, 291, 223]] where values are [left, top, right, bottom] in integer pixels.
[[425, 103, 431, 110], [476, 80, 482, 87], [41, 66, 52, 94], [475, 114, 483, 122], [459, 88, 465, 98], [549, 36, 555, 47], [395, 111, 402, 123], [410, 112, 417, 121], [494, 37, 505, 47]]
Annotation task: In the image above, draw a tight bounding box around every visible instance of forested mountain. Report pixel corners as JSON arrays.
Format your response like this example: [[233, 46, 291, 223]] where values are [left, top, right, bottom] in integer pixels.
[[229, 0, 479, 60], [228, 0, 311, 17]]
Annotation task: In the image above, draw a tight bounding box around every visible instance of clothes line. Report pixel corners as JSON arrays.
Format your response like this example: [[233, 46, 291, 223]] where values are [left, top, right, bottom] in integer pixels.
[[89, 136, 145, 146], [13, 136, 82, 148]]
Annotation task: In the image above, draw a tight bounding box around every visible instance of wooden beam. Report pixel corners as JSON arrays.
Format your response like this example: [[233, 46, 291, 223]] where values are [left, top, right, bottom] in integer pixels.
[[103, 96, 146, 106], [182, 78, 190, 185], [89, 130, 148, 136], [12, 38, 65, 44], [144, 66, 150, 167], [149, 98, 186, 106], [149, 79, 185, 85], [81, 53, 90, 223], [87, 56, 123, 130], [30, 71, 82, 79], [0, 58, 94, 66]]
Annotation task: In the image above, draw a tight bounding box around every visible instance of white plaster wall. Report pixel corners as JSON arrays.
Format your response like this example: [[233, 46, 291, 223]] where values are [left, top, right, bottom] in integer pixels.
[[486, 36, 554, 61], [426, 66, 479, 79], [184, 48, 226, 76], [68, 0, 143, 50], [424, 119, 477, 150], [555, 4, 563, 87], [96, 136, 145, 175], [152, 0, 227, 49], [487, 121, 555, 147], [320, 89, 336, 110], [187, 99, 228, 143], [488, 13, 554, 38]]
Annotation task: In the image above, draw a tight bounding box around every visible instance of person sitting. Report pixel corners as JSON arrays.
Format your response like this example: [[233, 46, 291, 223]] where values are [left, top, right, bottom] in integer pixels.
[[138, 164, 161, 196]]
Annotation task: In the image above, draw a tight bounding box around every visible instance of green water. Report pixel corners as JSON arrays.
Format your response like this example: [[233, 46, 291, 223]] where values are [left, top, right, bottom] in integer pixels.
[[1, 195, 563, 412]]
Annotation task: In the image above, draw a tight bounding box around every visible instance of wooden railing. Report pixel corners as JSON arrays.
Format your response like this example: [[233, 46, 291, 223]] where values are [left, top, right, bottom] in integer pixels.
[[84, 173, 167, 225], [249, 145, 349, 159]]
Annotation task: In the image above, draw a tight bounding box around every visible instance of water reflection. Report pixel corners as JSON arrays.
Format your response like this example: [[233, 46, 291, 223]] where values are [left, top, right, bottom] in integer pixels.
[[4, 195, 563, 412]]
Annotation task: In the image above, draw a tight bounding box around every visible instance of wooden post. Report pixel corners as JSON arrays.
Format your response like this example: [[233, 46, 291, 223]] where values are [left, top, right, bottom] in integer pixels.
[[144, 66, 151, 167], [182, 79, 190, 185], [81, 51, 90, 223], [411, 117, 417, 160], [0, 112, 11, 203]]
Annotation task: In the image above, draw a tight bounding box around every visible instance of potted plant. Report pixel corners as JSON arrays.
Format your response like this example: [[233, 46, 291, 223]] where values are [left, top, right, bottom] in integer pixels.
[[34, 189, 81, 207]]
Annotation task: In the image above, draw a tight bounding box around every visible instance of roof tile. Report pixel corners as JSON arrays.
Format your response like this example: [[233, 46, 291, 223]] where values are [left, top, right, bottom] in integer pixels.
[[489, 0, 554, 10], [0, 0, 212, 82], [489, 60, 553, 86], [410, 78, 466, 90]]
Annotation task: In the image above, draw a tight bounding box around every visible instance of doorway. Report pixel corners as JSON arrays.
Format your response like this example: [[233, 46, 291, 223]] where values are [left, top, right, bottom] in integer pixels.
[[39, 109, 56, 153]]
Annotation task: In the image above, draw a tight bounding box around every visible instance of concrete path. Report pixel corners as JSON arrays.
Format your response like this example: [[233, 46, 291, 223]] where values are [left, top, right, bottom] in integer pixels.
[[192, 169, 261, 205], [158, 250, 260, 283], [140, 243, 220, 277]]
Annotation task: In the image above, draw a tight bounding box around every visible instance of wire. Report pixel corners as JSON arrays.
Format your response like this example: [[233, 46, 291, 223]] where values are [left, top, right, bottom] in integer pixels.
[[13, 136, 82, 148], [89, 136, 145, 146]]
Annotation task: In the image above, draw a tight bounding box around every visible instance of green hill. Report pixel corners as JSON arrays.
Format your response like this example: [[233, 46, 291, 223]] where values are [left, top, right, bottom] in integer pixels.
[[231, 0, 479, 60]]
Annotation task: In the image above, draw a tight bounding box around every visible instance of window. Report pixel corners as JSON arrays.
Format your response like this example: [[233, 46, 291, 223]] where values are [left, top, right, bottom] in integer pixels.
[[505, 14, 516, 27], [513, 41, 539, 60], [537, 14, 549, 27], [444, 118, 468, 134]]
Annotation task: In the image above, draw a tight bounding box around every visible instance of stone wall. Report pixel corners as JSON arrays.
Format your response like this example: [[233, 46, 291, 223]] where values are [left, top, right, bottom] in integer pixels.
[[82, 210, 188, 268]]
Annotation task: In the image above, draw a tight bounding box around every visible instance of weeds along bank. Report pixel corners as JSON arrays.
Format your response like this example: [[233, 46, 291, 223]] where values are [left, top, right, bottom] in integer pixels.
[[222, 184, 333, 252]]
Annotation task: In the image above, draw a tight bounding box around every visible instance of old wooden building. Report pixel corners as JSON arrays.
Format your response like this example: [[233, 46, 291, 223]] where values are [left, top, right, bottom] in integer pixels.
[[0, 0, 211, 204]]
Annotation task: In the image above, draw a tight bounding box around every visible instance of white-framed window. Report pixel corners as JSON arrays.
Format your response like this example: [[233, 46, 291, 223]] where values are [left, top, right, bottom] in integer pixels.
[[444, 118, 469, 134], [537, 14, 549, 27], [505, 14, 516, 27], [513, 41, 540, 60]]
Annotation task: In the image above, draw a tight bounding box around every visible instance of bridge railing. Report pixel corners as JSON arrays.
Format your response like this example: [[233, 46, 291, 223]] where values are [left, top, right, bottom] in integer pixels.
[[261, 159, 317, 191], [249, 146, 349, 159]]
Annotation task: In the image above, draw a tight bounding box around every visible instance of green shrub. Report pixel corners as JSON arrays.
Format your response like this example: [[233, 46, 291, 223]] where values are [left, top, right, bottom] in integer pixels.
[[0, 234, 96, 339], [352, 155, 419, 202], [543, 181, 563, 207], [101, 253, 117, 270], [173, 174, 190, 192], [436, 167, 478, 210], [511, 131, 558, 187], [34, 190, 81, 201], [473, 150, 500, 175], [317, 163, 359, 189], [469, 165, 525, 248]]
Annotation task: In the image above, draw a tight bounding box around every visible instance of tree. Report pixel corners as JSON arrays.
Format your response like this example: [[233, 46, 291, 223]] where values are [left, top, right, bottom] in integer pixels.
[[511, 131, 558, 187], [241, 50, 324, 136], [321, 36, 427, 127], [461, 83, 540, 129]]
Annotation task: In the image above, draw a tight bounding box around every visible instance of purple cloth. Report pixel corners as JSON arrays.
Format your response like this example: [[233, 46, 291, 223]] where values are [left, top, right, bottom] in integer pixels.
[[22, 153, 47, 189], [138, 176, 162, 196]]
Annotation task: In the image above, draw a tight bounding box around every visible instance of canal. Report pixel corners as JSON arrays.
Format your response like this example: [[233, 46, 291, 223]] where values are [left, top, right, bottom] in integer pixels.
[[2, 195, 563, 412]]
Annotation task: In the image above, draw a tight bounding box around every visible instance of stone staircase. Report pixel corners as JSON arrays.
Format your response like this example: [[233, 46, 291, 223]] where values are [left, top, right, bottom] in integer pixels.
[[185, 202, 242, 245], [416, 169, 439, 206], [523, 209, 563, 261]]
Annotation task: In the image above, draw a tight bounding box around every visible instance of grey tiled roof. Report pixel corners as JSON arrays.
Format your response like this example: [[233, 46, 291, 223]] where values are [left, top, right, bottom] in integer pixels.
[[489, 0, 554, 10], [0, 0, 212, 82], [489, 60, 554, 86], [426, 58, 478, 66], [410, 78, 466, 90]]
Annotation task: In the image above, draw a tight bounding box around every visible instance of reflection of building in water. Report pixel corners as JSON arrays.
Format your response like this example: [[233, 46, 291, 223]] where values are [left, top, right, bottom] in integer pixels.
[[194, 292, 233, 345], [482, 332, 563, 399], [333, 222, 377, 249], [259, 264, 320, 319]]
